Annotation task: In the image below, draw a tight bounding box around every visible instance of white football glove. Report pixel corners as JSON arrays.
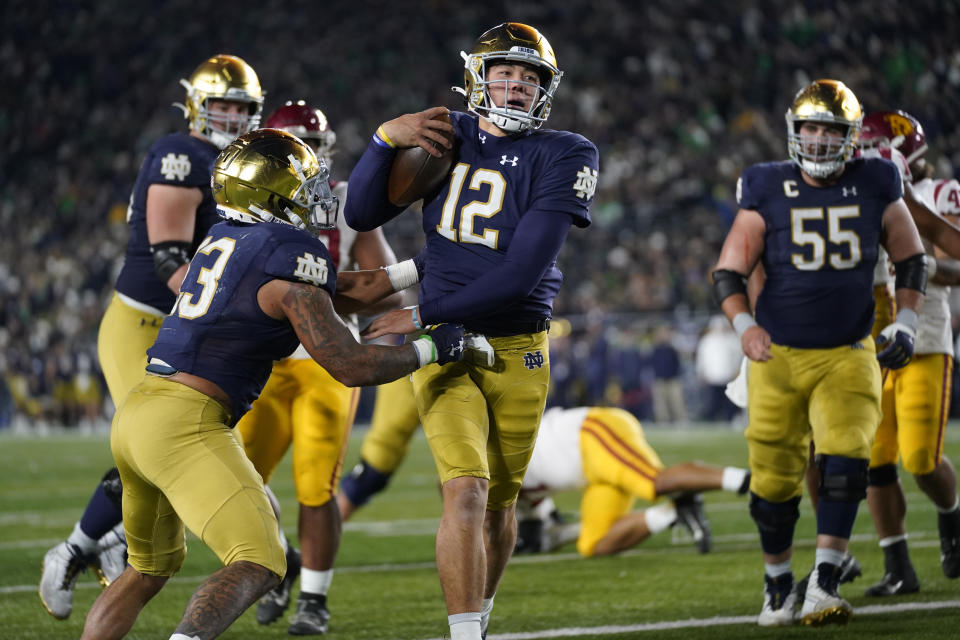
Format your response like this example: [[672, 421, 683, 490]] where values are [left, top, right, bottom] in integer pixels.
[[465, 333, 495, 367]]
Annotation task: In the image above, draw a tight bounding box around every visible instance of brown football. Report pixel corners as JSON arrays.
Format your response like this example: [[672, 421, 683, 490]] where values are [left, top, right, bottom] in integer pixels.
[[387, 113, 458, 207]]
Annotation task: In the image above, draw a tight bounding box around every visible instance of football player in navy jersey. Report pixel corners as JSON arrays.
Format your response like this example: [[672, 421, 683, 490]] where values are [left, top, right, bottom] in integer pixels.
[[713, 79, 927, 628], [343, 22, 598, 640], [79, 129, 465, 640], [235, 101, 405, 635], [40, 54, 266, 621]]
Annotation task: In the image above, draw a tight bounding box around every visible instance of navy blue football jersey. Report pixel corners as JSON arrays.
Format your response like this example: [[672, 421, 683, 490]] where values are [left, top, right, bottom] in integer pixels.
[[738, 158, 903, 348], [147, 220, 337, 423], [417, 112, 597, 334], [115, 133, 222, 313]]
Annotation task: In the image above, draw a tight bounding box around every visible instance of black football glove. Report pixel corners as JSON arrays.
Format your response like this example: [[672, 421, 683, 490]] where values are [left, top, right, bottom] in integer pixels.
[[418, 324, 465, 364], [876, 321, 916, 369]]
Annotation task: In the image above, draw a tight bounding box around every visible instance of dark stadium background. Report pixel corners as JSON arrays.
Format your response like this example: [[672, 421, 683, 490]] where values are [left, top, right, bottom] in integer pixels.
[[2, 0, 958, 429]]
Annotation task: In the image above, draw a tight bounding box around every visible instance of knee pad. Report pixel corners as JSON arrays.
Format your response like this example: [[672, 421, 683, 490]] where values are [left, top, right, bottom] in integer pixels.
[[749, 493, 800, 555], [339, 459, 392, 508], [868, 463, 899, 487], [100, 467, 123, 511], [817, 455, 868, 502]]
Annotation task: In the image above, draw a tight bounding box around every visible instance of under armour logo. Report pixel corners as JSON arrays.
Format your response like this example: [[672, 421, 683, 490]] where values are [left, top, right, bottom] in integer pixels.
[[500, 155, 519, 166], [479, 133, 487, 144], [842, 186, 858, 197], [573, 166, 598, 200], [293, 252, 329, 286], [523, 350, 545, 369], [160, 153, 192, 181]]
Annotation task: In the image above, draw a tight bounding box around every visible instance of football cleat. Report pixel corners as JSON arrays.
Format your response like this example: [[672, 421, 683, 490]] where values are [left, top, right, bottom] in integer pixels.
[[757, 573, 798, 627], [799, 564, 852, 627], [288, 593, 330, 636], [38, 541, 96, 620], [93, 523, 128, 587], [796, 552, 861, 602], [674, 493, 712, 553], [864, 571, 920, 597], [255, 545, 301, 625], [940, 535, 960, 579], [838, 552, 862, 584], [938, 509, 960, 578]]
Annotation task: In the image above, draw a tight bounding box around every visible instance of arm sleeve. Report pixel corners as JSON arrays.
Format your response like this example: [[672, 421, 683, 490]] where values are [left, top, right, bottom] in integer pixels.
[[342, 138, 407, 231], [418, 209, 571, 324]]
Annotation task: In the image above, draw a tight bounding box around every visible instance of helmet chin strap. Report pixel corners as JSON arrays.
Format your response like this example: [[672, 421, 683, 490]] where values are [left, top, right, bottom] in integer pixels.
[[207, 129, 235, 150], [801, 158, 843, 179], [484, 111, 526, 133]]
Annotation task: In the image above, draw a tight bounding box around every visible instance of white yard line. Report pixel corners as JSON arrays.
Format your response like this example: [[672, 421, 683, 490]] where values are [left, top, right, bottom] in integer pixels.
[[450, 600, 960, 640]]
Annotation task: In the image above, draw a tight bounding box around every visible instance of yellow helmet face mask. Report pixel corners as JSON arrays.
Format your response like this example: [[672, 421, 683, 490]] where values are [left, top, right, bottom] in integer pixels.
[[453, 22, 562, 133], [785, 79, 863, 179], [176, 54, 265, 149], [211, 129, 339, 235]]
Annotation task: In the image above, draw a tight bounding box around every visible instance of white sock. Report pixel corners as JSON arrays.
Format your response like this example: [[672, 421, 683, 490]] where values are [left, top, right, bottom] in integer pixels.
[[721, 467, 749, 492], [764, 559, 792, 578], [300, 568, 333, 595], [878, 534, 907, 548], [644, 503, 677, 534], [170, 634, 201, 640], [67, 521, 99, 554], [480, 596, 494, 634], [815, 547, 845, 568], [937, 495, 960, 514], [448, 612, 482, 640]]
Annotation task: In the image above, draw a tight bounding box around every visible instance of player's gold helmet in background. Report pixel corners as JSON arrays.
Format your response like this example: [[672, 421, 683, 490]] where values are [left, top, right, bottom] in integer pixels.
[[453, 22, 562, 133], [785, 79, 862, 178], [176, 54, 265, 150], [211, 129, 339, 234]]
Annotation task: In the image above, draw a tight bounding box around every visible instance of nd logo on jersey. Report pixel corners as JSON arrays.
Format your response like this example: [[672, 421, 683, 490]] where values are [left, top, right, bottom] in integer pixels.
[[293, 252, 328, 286], [573, 166, 598, 200], [160, 153, 192, 181]]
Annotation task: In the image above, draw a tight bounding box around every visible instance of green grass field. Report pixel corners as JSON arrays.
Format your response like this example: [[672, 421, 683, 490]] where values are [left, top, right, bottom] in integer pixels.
[[2, 423, 959, 639]]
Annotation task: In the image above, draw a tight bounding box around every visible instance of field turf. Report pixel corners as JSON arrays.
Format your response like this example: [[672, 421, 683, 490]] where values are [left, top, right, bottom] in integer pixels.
[[2, 422, 958, 639]]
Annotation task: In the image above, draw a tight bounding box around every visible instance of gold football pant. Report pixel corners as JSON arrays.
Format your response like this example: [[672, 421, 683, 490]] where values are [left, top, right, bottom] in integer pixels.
[[746, 338, 881, 502], [871, 353, 952, 475], [360, 375, 421, 474], [96, 292, 164, 405], [413, 331, 549, 510], [111, 376, 285, 577], [236, 358, 359, 506], [577, 407, 665, 556]]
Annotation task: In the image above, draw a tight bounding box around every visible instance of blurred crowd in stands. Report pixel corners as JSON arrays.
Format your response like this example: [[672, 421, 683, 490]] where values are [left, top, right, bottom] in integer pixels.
[[2, 0, 959, 429]]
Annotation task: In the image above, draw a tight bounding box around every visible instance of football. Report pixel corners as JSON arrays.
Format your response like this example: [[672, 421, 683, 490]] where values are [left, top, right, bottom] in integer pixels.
[[387, 113, 458, 207]]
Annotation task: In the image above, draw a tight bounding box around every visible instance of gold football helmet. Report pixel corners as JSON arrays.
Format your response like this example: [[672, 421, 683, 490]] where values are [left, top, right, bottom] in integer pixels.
[[211, 129, 339, 234], [785, 79, 862, 178], [452, 22, 562, 133], [176, 54, 265, 150]]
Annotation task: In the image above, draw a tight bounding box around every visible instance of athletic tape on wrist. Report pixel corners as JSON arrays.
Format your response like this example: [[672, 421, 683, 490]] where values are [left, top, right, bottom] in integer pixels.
[[732, 312, 758, 340], [384, 259, 420, 291], [412, 337, 436, 366]]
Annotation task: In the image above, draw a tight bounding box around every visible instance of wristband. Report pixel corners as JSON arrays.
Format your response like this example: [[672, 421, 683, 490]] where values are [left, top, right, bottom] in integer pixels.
[[374, 125, 397, 148], [384, 259, 420, 291], [732, 312, 758, 340], [411, 336, 437, 366], [895, 308, 919, 332], [410, 306, 423, 330]]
